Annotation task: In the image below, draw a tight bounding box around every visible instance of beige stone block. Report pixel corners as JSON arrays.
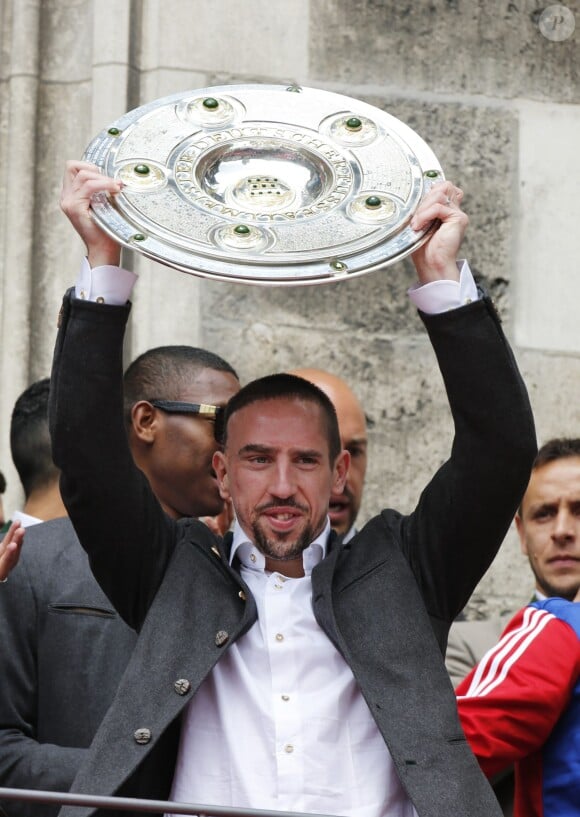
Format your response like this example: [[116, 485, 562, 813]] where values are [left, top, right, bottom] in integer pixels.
[[128, 257, 203, 359], [350, 93, 518, 318], [27, 84, 95, 370], [138, 69, 209, 104], [1, 0, 40, 75], [37, 0, 93, 82], [0, 76, 39, 489], [90, 64, 132, 130], [137, 0, 309, 79], [92, 0, 131, 63], [514, 102, 580, 353], [310, 0, 579, 103], [518, 348, 580, 441]]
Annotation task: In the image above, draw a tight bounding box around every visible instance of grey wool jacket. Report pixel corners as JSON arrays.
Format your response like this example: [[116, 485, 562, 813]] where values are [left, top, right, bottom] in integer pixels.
[[48, 289, 536, 817], [0, 517, 137, 817]]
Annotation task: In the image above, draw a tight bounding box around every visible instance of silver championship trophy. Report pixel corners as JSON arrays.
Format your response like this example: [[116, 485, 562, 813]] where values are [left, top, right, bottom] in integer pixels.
[[83, 84, 444, 286]]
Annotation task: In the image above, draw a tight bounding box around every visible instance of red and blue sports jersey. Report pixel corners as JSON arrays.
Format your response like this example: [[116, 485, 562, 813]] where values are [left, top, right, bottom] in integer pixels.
[[457, 599, 580, 817]]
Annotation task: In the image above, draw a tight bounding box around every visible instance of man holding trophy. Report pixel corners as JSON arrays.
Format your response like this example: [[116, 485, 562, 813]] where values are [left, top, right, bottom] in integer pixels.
[[48, 138, 535, 817]]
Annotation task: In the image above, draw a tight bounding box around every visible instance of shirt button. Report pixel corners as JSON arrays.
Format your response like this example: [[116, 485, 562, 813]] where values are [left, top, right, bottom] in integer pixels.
[[96, 296, 105, 304], [250, 553, 256, 563], [275, 633, 284, 642], [274, 584, 283, 590], [79, 290, 86, 299], [281, 694, 290, 701], [215, 630, 229, 647], [284, 744, 294, 753]]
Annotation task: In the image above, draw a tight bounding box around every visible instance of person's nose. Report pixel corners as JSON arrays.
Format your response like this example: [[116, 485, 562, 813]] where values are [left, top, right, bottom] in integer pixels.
[[269, 460, 296, 499], [552, 508, 575, 543]]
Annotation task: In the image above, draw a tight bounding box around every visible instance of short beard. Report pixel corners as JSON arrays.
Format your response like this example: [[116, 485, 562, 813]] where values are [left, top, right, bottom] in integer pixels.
[[531, 564, 580, 602], [535, 576, 580, 602], [252, 521, 315, 563]]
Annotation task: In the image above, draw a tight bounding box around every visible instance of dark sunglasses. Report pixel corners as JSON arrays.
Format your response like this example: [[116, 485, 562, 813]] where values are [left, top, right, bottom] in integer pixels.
[[149, 399, 225, 443]]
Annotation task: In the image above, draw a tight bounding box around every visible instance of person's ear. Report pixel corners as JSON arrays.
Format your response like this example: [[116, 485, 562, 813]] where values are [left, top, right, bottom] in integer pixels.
[[333, 449, 350, 494], [131, 401, 159, 444], [213, 450, 231, 501]]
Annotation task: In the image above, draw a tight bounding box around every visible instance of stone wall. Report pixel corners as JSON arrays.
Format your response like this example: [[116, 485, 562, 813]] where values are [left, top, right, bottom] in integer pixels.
[[0, 0, 578, 616]]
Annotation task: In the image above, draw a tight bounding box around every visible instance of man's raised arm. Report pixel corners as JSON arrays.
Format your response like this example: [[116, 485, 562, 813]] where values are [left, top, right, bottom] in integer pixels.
[[49, 162, 175, 629]]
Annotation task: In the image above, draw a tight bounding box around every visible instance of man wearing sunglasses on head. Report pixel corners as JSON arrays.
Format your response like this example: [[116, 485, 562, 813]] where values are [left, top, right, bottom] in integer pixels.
[[0, 345, 239, 817], [124, 349, 237, 532]]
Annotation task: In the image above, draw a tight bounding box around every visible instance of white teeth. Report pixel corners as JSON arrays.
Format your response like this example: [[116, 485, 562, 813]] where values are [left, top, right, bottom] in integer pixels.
[[273, 513, 292, 521]]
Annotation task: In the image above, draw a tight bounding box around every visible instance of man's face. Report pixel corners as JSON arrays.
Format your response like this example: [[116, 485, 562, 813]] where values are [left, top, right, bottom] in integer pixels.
[[143, 368, 240, 519], [213, 397, 348, 570], [290, 370, 367, 536], [517, 456, 580, 600], [327, 388, 367, 537]]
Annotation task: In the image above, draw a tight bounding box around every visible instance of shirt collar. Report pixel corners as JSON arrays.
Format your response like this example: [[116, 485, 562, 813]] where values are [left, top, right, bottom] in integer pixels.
[[12, 510, 43, 528], [229, 517, 331, 576], [534, 589, 546, 601]]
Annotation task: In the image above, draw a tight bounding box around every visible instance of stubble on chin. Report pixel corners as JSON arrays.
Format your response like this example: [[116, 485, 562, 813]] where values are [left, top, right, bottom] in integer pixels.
[[251, 521, 314, 563]]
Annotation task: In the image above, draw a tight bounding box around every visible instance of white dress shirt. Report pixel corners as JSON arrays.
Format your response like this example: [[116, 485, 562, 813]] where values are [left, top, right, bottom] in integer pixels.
[[169, 520, 418, 817]]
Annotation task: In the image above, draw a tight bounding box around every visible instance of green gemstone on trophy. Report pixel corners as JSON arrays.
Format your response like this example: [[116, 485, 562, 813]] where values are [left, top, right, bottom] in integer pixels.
[[107, 127, 120, 136], [133, 233, 146, 241], [365, 196, 382, 209], [203, 97, 219, 109], [134, 164, 150, 175], [425, 170, 439, 178], [234, 224, 251, 235], [345, 117, 362, 131], [330, 260, 346, 271]]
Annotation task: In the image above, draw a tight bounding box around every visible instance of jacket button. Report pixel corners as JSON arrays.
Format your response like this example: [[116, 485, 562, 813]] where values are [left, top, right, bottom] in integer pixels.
[[215, 629, 229, 647], [134, 728, 152, 745], [174, 678, 191, 696], [238, 590, 246, 601], [211, 545, 221, 559]]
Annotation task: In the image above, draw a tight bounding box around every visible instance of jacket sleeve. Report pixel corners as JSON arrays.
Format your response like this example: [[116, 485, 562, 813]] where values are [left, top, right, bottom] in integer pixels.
[[49, 291, 177, 630], [0, 553, 86, 816], [400, 297, 537, 622], [456, 606, 580, 777]]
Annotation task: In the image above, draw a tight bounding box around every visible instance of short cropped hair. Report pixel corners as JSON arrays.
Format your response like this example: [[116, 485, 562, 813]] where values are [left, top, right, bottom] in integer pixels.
[[534, 437, 580, 469], [123, 345, 238, 426], [10, 378, 59, 497], [0, 470, 6, 494], [222, 373, 342, 463], [518, 437, 580, 516]]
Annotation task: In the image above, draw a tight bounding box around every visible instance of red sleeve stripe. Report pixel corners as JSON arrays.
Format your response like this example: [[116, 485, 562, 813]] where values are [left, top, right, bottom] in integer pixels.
[[458, 607, 554, 698]]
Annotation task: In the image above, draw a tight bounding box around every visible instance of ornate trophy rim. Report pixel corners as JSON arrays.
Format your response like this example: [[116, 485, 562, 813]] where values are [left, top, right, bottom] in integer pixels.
[[83, 84, 444, 287]]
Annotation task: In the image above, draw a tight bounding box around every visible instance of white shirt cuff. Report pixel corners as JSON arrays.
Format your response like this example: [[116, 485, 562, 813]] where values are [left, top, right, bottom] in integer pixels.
[[75, 257, 138, 305], [407, 260, 478, 315]]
